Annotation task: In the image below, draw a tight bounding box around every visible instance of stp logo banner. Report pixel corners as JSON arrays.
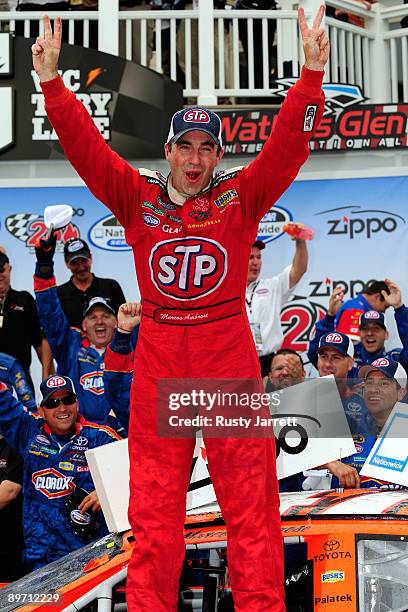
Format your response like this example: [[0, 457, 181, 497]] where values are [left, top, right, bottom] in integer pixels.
[[149, 237, 227, 300]]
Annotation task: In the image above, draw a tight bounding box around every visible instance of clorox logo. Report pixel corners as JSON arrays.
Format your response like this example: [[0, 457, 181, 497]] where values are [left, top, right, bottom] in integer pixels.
[[257, 206, 292, 244], [47, 376, 66, 388], [32, 468, 76, 499], [325, 333, 343, 344], [80, 372, 104, 395], [149, 237, 227, 301], [88, 214, 130, 252], [372, 358, 389, 367], [321, 570, 345, 584], [183, 109, 210, 123]]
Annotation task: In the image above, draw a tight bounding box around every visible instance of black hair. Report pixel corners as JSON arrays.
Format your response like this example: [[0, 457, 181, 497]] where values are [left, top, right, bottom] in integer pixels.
[[364, 280, 390, 298], [271, 348, 304, 368]]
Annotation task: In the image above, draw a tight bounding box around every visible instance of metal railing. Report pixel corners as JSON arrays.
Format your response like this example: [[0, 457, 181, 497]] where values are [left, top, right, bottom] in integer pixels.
[[1, 0, 408, 104]]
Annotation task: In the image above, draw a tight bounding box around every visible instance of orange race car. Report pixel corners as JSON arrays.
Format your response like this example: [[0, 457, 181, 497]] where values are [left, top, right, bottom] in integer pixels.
[[1, 489, 408, 612]]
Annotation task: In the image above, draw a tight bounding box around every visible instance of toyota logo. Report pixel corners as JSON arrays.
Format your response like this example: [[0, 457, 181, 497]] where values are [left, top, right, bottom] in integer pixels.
[[323, 539, 340, 551]]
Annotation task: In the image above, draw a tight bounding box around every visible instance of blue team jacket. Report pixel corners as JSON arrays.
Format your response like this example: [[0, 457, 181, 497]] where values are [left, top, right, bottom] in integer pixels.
[[0, 386, 121, 567]]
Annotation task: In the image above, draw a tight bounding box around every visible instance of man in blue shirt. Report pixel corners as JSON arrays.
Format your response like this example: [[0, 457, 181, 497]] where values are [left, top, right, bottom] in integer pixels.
[[0, 373, 121, 570]]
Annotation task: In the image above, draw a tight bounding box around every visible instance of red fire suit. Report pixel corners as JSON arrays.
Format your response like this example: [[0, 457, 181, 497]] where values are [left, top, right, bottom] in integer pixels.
[[42, 67, 324, 611]]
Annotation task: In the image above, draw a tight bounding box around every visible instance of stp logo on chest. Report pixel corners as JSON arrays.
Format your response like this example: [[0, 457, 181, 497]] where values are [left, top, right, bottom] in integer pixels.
[[183, 109, 210, 123], [149, 237, 227, 300]]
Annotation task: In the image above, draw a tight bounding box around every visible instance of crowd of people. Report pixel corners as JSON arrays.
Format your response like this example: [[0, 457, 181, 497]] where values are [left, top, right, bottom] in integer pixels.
[[0, 227, 407, 582]]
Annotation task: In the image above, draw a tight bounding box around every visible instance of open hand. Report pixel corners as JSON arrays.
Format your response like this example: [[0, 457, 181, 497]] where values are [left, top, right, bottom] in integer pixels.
[[31, 15, 61, 82], [298, 5, 330, 71]]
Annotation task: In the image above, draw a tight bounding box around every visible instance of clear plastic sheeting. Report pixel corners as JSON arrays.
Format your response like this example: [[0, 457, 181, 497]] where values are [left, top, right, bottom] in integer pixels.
[[0, 532, 124, 612], [358, 537, 408, 612]]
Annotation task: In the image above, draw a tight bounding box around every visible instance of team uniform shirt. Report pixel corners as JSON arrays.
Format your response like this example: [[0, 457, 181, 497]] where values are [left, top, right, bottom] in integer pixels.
[[0, 352, 37, 411], [42, 67, 324, 612], [308, 309, 408, 378], [0, 386, 121, 568], [0, 288, 44, 388], [35, 280, 112, 423], [0, 437, 24, 581], [57, 274, 126, 329], [335, 294, 373, 341], [245, 266, 295, 356]]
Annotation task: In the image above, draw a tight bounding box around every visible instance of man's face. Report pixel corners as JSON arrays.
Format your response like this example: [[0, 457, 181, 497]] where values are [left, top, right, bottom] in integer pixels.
[[369, 293, 388, 313], [0, 262, 11, 295], [317, 347, 353, 379], [360, 322, 388, 353], [38, 389, 78, 436], [364, 370, 403, 419], [269, 354, 305, 390], [164, 131, 223, 197], [82, 306, 116, 349], [67, 256, 92, 281], [247, 247, 262, 284]]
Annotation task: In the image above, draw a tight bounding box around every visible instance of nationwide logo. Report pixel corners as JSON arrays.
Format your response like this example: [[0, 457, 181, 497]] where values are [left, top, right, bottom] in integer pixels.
[[80, 372, 104, 395], [321, 570, 345, 584], [5, 213, 80, 253], [88, 214, 130, 252], [315, 205, 405, 239], [32, 468, 76, 499], [59, 462, 74, 472], [257, 206, 292, 244]]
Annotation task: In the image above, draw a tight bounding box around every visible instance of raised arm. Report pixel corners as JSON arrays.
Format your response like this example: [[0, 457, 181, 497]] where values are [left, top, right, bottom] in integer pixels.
[[241, 6, 329, 224], [32, 16, 139, 229]]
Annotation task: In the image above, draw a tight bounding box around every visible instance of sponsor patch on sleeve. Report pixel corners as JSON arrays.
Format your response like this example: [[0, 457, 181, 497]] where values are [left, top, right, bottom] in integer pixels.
[[303, 105, 317, 132]]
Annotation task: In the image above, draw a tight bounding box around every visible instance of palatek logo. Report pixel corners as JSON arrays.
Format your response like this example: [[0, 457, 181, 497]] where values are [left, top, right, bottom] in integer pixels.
[[257, 206, 292, 244], [315, 205, 405, 239], [88, 214, 130, 252], [32, 468, 76, 499], [80, 371, 104, 395], [5, 213, 80, 252]]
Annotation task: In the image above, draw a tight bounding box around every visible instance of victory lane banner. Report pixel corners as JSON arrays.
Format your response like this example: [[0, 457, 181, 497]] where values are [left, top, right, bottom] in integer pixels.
[[0, 34, 183, 160]]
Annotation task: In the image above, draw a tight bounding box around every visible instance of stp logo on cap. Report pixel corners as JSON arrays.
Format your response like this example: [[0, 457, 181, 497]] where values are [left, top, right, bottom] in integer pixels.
[[183, 109, 210, 124], [372, 358, 389, 367], [149, 237, 227, 301], [364, 311, 380, 319], [46, 376, 66, 388], [325, 333, 343, 344]]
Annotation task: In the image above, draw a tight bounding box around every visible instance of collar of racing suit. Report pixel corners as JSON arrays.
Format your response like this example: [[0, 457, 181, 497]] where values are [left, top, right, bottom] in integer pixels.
[[166, 174, 212, 206], [43, 415, 85, 438]]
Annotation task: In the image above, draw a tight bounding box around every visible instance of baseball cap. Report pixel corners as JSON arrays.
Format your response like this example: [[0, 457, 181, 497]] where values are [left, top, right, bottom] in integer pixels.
[[359, 357, 407, 388], [83, 296, 115, 319], [167, 107, 223, 147], [252, 240, 265, 251], [318, 332, 354, 358], [64, 238, 91, 263], [40, 375, 76, 405], [360, 310, 386, 330]]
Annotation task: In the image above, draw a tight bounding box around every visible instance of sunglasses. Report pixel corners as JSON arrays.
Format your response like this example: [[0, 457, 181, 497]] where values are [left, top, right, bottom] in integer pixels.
[[42, 394, 76, 409]]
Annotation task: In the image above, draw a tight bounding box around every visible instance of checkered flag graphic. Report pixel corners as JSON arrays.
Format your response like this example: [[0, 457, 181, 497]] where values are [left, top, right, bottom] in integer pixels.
[[6, 213, 40, 243]]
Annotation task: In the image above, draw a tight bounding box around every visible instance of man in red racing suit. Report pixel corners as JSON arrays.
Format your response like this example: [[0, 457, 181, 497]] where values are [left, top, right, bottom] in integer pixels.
[[32, 8, 328, 610]]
